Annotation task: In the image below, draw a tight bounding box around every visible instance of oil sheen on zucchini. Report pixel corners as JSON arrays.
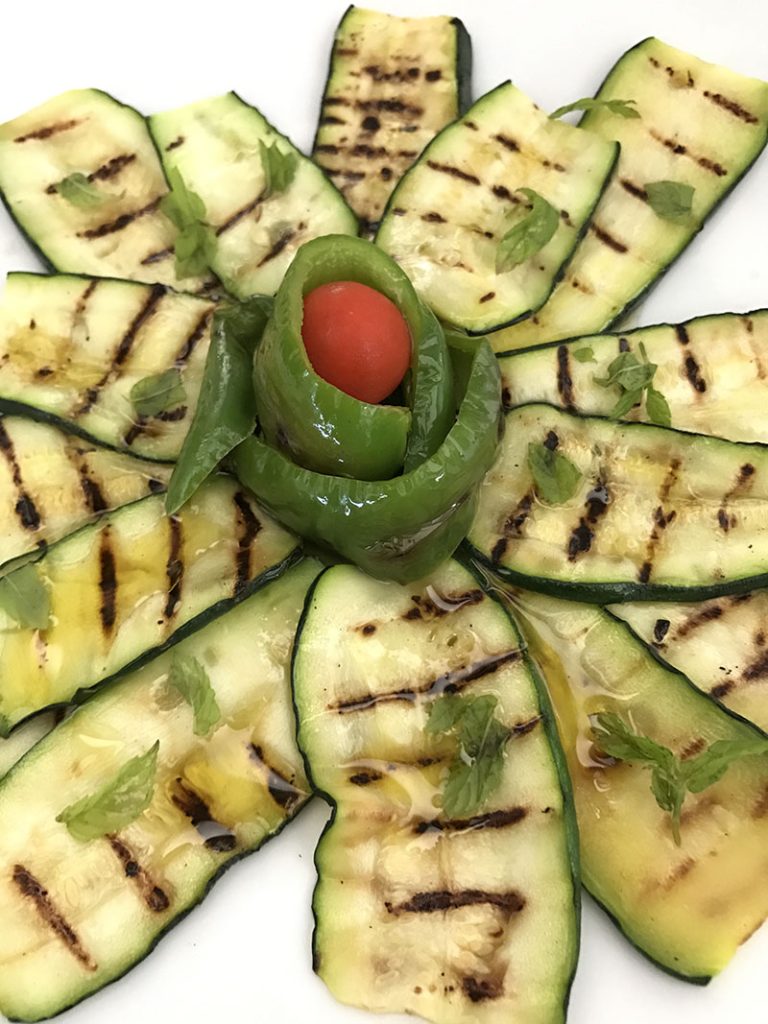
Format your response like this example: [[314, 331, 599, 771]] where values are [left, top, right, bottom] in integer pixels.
[[468, 403, 768, 602], [313, 5, 472, 235], [611, 592, 768, 732], [149, 92, 358, 298], [500, 309, 768, 444], [0, 89, 210, 291], [293, 561, 579, 1024], [491, 38, 768, 352], [376, 82, 619, 334], [0, 476, 299, 733], [508, 586, 768, 980], [0, 416, 170, 573], [0, 559, 317, 1023], [0, 272, 214, 460]]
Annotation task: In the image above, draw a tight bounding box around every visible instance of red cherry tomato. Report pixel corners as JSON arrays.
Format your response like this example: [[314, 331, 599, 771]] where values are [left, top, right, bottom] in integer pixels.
[[301, 281, 411, 404]]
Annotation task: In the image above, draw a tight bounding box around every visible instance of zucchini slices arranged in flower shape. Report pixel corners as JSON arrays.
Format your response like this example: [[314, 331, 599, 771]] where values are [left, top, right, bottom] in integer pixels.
[[0, 6, 767, 1024]]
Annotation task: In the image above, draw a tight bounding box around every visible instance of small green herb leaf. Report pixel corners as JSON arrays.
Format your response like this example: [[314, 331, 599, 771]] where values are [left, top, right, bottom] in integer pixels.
[[550, 97, 640, 120], [56, 742, 160, 842], [644, 180, 695, 223], [685, 737, 768, 793], [160, 167, 216, 279], [55, 172, 103, 208], [426, 693, 468, 735], [646, 385, 672, 427], [496, 188, 560, 272], [130, 368, 187, 418], [527, 441, 582, 505], [0, 713, 11, 740], [595, 342, 671, 426], [167, 653, 221, 736], [0, 564, 50, 630], [573, 347, 596, 364], [259, 140, 298, 198]]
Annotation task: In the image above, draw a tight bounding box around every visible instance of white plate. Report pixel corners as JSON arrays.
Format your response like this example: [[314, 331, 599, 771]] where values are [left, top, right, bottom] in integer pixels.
[[1, 1, 767, 1022]]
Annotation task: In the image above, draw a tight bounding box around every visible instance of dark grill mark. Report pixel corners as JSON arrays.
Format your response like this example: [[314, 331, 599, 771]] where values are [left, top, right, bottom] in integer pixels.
[[216, 195, 263, 236], [718, 508, 734, 532], [591, 223, 628, 254], [13, 865, 96, 969], [427, 160, 480, 185], [257, 228, 296, 267], [320, 115, 346, 127], [361, 115, 380, 132], [503, 492, 533, 539], [675, 323, 690, 347], [357, 98, 423, 117], [618, 337, 631, 353], [335, 47, 358, 56], [544, 431, 559, 451], [703, 90, 759, 124], [332, 650, 521, 713], [164, 516, 184, 619], [697, 155, 728, 177], [653, 618, 670, 645], [683, 354, 707, 393], [567, 479, 610, 561], [90, 153, 136, 182], [717, 462, 756, 534], [710, 680, 735, 699], [349, 770, 384, 786], [0, 420, 42, 532], [175, 308, 213, 365], [512, 715, 542, 737], [14, 494, 41, 530], [78, 467, 107, 514], [414, 807, 527, 834], [462, 975, 503, 1003], [206, 834, 237, 852], [15, 118, 80, 143], [172, 780, 213, 826], [108, 837, 170, 913], [494, 133, 519, 152], [464, 120, 479, 131], [422, 211, 446, 223], [233, 491, 261, 597], [385, 888, 525, 915], [98, 529, 118, 634], [556, 345, 575, 410], [250, 745, 303, 810], [79, 197, 162, 240], [401, 588, 484, 622], [425, 70, 442, 82], [649, 130, 726, 176], [637, 459, 680, 583], [315, 143, 340, 155], [741, 650, 768, 684], [380, 167, 392, 181], [166, 136, 185, 151], [676, 604, 723, 639], [479, 291, 495, 304], [492, 184, 514, 202], [140, 246, 173, 266], [491, 537, 508, 563], [620, 179, 648, 201], [680, 737, 706, 761]]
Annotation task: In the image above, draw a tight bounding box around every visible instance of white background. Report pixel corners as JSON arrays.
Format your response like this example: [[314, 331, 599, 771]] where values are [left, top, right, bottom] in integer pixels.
[[1, 1, 767, 1022]]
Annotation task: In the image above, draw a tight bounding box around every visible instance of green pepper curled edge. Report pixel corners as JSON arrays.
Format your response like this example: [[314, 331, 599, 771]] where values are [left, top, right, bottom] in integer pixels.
[[253, 235, 455, 481]]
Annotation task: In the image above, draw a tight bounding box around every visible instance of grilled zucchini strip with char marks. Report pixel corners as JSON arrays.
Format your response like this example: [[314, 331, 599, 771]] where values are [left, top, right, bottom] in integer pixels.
[[0, 476, 299, 733], [469, 403, 768, 602], [0, 272, 214, 460], [376, 82, 619, 334], [509, 587, 768, 980], [293, 561, 579, 1024], [500, 309, 768, 444], [149, 92, 357, 299], [0, 560, 316, 1023], [491, 38, 768, 352], [0, 89, 211, 291], [313, 5, 472, 234]]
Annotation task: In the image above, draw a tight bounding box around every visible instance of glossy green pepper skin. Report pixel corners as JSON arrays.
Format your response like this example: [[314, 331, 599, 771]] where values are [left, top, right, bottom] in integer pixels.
[[253, 235, 453, 481], [233, 336, 502, 582]]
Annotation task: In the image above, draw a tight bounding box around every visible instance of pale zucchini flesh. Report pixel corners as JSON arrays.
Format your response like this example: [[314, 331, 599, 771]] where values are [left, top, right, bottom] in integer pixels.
[[0, 713, 59, 782], [0, 559, 317, 1022], [469, 404, 768, 602], [294, 560, 579, 1024], [0, 90, 211, 292], [149, 92, 358, 299], [0, 416, 171, 573], [508, 586, 768, 980], [376, 82, 619, 334], [313, 5, 472, 234], [0, 476, 299, 733], [0, 272, 214, 460], [500, 309, 768, 444], [491, 38, 768, 352]]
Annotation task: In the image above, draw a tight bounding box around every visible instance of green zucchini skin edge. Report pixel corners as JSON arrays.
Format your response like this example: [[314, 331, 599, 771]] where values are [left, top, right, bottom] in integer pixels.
[[374, 81, 621, 337], [292, 561, 583, 1014]]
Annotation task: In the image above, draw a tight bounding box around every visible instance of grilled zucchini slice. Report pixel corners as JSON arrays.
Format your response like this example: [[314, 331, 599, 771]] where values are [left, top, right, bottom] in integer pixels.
[[0, 713, 58, 781], [149, 92, 357, 298], [0, 475, 299, 733], [509, 586, 768, 980], [612, 592, 768, 732], [294, 561, 579, 1024], [0, 415, 169, 572], [0, 272, 214, 460], [0, 559, 316, 1022], [500, 309, 768, 444], [468, 403, 768, 602], [0, 89, 210, 291], [313, 5, 472, 235], [376, 82, 618, 334], [490, 38, 768, 352]]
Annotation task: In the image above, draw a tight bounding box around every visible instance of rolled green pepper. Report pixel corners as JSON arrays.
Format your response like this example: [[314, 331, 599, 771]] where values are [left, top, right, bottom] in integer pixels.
[[253, 235, 453, 481], [232, 336, 502, 582]]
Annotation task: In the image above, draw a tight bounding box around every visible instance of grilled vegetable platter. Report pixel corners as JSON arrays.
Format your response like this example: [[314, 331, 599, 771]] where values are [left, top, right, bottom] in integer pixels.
[[0, 3, 767, 1023]]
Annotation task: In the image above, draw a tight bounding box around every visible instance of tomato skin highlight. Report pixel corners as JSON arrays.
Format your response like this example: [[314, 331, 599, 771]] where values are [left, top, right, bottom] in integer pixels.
[[301, 281, 412, 404]]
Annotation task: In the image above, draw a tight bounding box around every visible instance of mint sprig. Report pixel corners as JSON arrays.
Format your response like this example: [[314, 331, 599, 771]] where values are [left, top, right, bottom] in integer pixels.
[[160, 167, 216, 279], [527, 441, 582, 505], [551, 97, 639, 120], [496, 188, 560, 272], [167, 653, 221, 736], [594, 341, 671, 427]]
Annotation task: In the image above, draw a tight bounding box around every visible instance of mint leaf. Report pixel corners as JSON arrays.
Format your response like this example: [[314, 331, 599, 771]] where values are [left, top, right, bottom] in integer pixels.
[[160, 166, 216, 279], [259, 140, 298, 199], [684, 737, 768, 793], [57, 742, 160, 841], [527, 441, 582, 505], [167, 653, 220, 736], [645, 180, 695, 223], [595, 343, 671, 426], [573, 347, 596, 364], [551, 97, 639, 120], [0, 564, 50, 630], [496, 188, 560, 273], [130, 369, 186, 418], [55, 172, 103, 208], [646, 385, 672, 427], [434, 693, 511, 818], [426, 693, 468, 735]]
